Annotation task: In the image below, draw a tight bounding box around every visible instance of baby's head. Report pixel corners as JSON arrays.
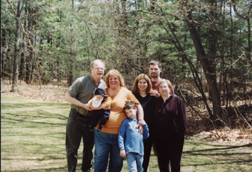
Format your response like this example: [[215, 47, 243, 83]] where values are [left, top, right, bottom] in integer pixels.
[[92, 88, 107, 107], [94, 95, 104, 101], [123, 101, 138, 120]]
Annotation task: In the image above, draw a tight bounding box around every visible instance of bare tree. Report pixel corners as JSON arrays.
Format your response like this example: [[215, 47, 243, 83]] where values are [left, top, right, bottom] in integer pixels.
[[11, 0, 23, 92]]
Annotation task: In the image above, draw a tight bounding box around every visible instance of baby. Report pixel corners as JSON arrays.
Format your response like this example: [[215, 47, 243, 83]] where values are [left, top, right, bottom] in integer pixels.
[[88, 88, 112, 131], [118, 101, 149, 172]]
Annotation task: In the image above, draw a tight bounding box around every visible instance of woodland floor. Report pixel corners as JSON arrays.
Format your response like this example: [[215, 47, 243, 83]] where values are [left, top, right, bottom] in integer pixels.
[[1, 79, 252, 145]]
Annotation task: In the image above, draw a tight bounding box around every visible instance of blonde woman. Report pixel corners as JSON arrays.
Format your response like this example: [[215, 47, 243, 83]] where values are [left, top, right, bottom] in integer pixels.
[[94, 69, 145, 172], [153, 79, 187, 172]]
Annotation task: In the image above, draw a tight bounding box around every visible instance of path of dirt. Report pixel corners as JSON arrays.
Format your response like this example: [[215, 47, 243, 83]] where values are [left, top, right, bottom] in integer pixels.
[[1, 79, 252, 145]]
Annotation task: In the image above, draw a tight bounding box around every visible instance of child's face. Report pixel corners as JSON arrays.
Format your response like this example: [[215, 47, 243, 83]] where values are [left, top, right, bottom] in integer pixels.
[[95, 95, 104, 101], [125, 108, 137, 119]]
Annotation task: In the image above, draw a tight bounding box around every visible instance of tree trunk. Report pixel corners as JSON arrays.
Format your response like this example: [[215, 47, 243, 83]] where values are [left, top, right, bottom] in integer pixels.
[[220, 0, 226, 106], [30, 55, 36, 83], [121, 0, 129, 38], [1, 29, 6, 75], [25, 4, 32, 84], [227, 3, 234, 107], [67, 0, 75, 86], [208, 0, 222, 121], [19, 46, 25, 80], [11, 0, 22, 92], [186, 16, 222, 124]]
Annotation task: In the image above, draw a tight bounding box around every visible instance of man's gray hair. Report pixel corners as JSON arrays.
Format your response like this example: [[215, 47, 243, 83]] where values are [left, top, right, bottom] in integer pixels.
[[90, 59, 105, 69]]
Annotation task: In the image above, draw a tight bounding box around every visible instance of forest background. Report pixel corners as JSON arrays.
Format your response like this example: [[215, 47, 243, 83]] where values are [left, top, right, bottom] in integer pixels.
[[1, 0, 252, 142]]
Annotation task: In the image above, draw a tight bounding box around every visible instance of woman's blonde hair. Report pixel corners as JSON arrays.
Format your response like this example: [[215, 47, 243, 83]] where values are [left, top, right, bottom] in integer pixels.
[[157, 79, 172, 95], [105, 69, 125, 87], [131, 74, 152, 94]]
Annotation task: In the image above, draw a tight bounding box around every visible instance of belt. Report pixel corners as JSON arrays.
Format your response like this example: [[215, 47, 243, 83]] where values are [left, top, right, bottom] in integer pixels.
[[71, 108, 92, 118]]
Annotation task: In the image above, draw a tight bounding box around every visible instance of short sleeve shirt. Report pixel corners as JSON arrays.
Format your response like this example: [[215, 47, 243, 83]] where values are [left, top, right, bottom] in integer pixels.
[[68, 75, 107, 116]]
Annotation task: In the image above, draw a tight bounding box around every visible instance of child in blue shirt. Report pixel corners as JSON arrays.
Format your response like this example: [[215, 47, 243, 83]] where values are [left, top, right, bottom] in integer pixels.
[[118, 101, 149, 172]]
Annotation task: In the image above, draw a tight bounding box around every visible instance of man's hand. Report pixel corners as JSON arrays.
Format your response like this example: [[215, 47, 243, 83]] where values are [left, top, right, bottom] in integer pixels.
[[90, 102, 111, 110], [65, 93, 93, 111], [120, 149, 126, 158], [150, 89, 160, 98], [82, 103, 93, 111]]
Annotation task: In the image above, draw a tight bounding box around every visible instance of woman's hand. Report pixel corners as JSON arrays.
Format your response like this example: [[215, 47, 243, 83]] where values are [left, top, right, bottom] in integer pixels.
[[138, 123, 144, 134], [120, 149, 126, 158], [138, 119, 146, 125], [150, 89, 160, 98]]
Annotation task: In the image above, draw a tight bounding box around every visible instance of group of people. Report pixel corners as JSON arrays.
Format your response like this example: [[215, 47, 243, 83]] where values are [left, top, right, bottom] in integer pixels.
[[65, 59, 187, 172]]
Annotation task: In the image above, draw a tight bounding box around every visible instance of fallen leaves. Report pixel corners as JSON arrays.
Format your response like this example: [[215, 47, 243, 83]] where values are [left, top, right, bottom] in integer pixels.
[[1, 80, 68, 103], [191, 128, 252, 145]]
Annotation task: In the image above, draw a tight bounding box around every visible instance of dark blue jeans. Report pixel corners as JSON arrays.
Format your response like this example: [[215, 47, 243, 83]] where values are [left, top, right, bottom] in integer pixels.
[[94, 129, 124, 172], [66, 109, 94, 172]]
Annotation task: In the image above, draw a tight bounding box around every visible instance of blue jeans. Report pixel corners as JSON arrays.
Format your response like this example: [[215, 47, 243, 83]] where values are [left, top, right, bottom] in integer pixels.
[[94, 129, 124, 172], [126, 152, 144, 172]]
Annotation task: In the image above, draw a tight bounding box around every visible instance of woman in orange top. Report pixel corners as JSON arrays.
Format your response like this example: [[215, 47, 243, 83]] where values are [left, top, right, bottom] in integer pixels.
[[94, 69, 144, 172]]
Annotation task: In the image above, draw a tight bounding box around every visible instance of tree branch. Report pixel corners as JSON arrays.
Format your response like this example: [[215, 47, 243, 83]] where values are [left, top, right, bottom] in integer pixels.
[[130, 8, 249, 54]]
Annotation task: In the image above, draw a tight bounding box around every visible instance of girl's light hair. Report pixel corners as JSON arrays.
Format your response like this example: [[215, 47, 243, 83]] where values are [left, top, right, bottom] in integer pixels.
[[131, 74, 152, 94], [105, 69, 125, 87], [157, 79, 172, 95]]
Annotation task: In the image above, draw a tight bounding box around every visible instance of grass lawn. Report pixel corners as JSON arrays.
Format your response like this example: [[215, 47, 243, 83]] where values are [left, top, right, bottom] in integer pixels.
[[1, 96, 252, 172]]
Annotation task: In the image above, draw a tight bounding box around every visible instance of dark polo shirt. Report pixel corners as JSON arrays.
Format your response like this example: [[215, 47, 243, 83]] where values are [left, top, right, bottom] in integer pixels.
[[68, 75, 106, 116]]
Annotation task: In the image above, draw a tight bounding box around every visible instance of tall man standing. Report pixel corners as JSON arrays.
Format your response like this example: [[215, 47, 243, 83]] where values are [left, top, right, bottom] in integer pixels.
[[65, 59, 107, 172], [149, 60, 174, 97], [142, 60, 175, 172]]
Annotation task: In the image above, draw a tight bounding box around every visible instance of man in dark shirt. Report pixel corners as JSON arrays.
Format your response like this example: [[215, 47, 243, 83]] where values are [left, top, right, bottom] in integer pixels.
[[65, 59, 107, 172], [148, 60, 174, 97]]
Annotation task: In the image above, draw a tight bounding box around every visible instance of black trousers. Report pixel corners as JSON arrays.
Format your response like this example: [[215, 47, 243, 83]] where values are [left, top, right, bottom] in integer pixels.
[[154, 133, 185, 172], [143, 135, 154, 172], [66, 109, 94, 172]]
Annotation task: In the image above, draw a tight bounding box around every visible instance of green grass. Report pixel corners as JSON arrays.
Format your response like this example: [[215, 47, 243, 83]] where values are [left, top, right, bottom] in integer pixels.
[[1, 96, 252, 172]]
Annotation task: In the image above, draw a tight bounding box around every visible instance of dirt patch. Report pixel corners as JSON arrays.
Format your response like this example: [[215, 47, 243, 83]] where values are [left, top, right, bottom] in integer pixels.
[[1, 79, 68, 103], [1, 79, 252, 145]]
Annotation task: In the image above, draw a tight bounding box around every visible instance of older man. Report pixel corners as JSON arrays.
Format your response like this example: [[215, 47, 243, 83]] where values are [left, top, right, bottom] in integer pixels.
[[65, 59, 107, 172]]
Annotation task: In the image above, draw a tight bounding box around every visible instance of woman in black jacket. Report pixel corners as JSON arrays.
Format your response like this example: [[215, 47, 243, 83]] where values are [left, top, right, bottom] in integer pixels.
[[153, 79, 187, 172]]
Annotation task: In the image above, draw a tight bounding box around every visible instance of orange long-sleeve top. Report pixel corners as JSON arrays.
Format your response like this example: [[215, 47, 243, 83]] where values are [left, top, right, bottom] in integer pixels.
[[95, 87, 140, 134]]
